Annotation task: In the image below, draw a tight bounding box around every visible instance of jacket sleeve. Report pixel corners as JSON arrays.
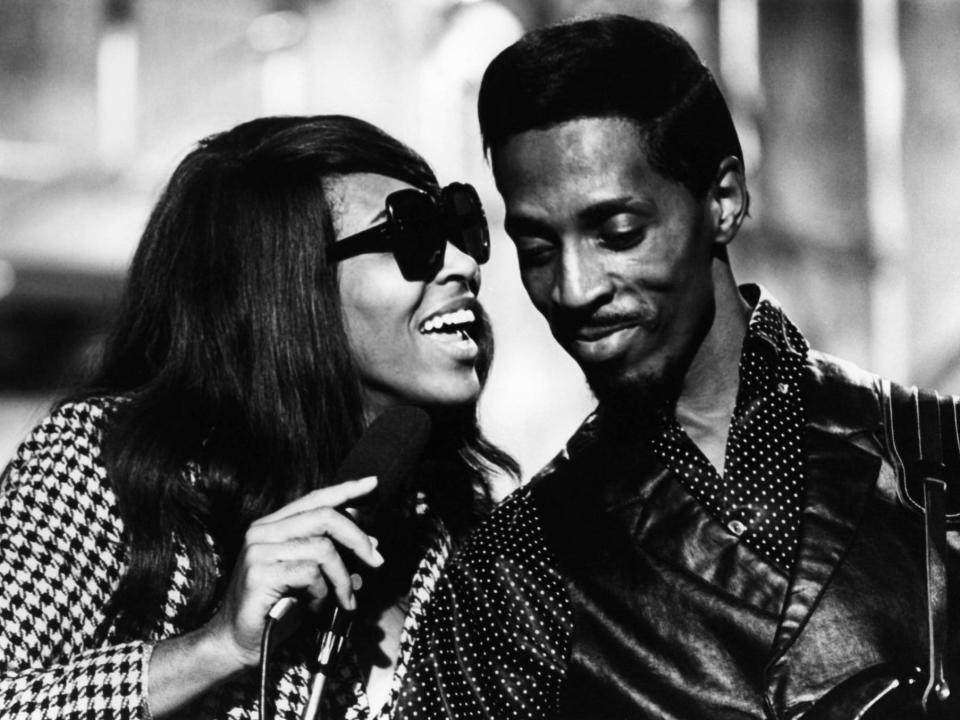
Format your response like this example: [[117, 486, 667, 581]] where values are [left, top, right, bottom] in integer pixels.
[[0, 400, 151, 719], [393, 486, 573, 720]]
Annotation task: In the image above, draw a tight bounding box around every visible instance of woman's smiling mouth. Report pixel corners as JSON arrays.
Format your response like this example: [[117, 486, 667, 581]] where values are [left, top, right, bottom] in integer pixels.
[[418, 305, 479, 360], [419, 307, 476, 338]]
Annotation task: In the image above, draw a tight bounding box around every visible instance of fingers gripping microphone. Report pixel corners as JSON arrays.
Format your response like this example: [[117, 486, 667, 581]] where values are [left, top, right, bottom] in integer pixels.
[[269, 405, 433, 621]]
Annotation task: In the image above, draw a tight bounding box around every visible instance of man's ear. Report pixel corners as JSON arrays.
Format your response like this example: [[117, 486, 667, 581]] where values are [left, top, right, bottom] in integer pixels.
[[710, 156, 748, 245]]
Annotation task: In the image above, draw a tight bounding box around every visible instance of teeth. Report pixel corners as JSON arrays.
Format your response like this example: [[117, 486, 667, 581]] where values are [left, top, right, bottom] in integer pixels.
[[421, 308, 476, 333]]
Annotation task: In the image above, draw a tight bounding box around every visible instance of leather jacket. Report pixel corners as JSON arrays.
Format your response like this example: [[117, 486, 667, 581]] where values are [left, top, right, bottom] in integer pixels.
[[394, 351, 960, 720]]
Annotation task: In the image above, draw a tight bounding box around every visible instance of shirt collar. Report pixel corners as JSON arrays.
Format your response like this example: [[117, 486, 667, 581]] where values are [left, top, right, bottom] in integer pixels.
[[738, 283, 810, 402]]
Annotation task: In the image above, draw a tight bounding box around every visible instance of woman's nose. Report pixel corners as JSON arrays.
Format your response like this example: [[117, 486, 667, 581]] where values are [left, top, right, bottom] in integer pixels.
[[434, 240, 481, 291]]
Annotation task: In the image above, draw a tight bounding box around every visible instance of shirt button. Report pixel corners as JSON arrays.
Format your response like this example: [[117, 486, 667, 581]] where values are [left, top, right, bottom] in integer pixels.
[[728, 519, 748, 536], [777, 382, 790, 395]]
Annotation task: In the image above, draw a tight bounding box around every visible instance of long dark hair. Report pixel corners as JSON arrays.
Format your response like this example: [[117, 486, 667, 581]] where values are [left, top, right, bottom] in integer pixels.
[[76, 115, 517, 637]]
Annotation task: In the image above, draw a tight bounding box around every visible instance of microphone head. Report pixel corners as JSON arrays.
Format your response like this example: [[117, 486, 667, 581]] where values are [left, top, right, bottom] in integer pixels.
[[335, 405, 432, 534]]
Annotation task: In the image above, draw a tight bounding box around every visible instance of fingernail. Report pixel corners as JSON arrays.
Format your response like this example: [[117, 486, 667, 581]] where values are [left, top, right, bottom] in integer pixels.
[[351, 573, 364, 591]]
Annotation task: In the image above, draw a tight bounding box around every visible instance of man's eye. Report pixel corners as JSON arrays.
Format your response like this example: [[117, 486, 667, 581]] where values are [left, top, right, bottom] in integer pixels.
[[515, 241, 556, 267], [600, 230, 645, 249], [599, 216, 647, 249]]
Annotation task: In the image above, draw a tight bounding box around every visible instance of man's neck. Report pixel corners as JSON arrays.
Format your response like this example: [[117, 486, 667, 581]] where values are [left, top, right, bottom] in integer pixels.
[[675, 275, 752, 473]]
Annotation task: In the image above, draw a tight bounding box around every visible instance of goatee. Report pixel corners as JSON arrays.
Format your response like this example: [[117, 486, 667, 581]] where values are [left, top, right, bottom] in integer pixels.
[[587, 359, 684, 444]]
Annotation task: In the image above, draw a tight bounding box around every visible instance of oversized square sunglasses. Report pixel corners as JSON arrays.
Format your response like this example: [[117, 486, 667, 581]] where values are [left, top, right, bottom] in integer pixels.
[[327, 182, 490, 281]]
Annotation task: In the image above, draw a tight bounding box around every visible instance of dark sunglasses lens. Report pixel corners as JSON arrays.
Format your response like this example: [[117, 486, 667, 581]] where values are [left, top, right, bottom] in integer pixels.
[[389, 191, 445, 281], [458, 225, 490, 264], [442, 184, 490, 264]]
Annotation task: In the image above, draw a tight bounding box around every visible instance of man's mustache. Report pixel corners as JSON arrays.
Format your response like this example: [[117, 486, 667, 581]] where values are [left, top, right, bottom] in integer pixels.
[[550, 306, 658, 340]]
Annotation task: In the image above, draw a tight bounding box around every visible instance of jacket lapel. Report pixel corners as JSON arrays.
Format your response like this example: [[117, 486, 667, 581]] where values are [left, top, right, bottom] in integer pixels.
[[767, 427, 880, 666], [766, 352, 886, 682]]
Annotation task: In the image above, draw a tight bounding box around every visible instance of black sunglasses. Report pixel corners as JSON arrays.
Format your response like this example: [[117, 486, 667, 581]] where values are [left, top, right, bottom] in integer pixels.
[[327, 182, 490, 281]]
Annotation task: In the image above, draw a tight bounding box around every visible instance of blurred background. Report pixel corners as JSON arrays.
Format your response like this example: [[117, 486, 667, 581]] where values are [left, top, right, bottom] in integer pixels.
[[1, 0, 959, 486]]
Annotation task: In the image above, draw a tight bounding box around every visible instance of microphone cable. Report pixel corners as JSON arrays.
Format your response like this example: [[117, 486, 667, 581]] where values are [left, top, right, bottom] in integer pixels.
[[259, 615, 277, 720], [259, 597, 299, 720]]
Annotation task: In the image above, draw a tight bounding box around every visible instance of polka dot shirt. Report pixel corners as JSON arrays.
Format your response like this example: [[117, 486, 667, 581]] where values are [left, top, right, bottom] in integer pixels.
[[392, 487, 571, 719], [650, 294, 809, 573]]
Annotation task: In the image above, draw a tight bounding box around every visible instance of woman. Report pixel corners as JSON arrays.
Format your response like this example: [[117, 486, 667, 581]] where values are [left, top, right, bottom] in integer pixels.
[[0, 115, 517, 719]]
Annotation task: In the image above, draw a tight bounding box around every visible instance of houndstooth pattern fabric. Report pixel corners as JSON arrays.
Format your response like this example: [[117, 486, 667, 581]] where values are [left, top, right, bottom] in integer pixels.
[[0, 398, 152, 719], [0, 398, 449, 719]]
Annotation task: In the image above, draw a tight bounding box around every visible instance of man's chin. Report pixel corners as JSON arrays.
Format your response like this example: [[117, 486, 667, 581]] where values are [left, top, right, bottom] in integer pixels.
[[584, 359, 682, 439]]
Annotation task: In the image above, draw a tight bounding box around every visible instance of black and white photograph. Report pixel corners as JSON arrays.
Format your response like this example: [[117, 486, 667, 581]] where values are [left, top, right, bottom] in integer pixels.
[[0, 1, 958, 718]]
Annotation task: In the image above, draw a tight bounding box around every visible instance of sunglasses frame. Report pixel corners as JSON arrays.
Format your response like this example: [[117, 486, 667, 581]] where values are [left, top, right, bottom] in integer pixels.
[[328, 182, 490, 281]]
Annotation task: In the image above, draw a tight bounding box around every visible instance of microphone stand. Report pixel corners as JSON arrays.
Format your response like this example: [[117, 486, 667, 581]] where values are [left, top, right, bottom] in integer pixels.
[[300, 606, 354, 720]]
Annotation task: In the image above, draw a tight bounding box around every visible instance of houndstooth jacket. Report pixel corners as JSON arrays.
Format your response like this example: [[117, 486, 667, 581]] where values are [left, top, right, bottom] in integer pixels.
[[0, 397, 449, 720]]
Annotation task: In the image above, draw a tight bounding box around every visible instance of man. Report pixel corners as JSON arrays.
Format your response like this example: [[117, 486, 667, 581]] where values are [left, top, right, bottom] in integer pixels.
[[393, 14, 959, 719]]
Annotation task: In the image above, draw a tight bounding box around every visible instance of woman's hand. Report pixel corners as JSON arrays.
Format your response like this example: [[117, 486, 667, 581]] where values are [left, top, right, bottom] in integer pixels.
[[201, 475, 385, 671], [147, 476, 384, 718]]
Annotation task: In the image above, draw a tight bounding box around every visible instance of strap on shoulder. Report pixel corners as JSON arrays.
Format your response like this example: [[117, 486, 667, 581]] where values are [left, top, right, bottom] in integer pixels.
[[881, 379, 960, 524], [880, 379, 953, 710]]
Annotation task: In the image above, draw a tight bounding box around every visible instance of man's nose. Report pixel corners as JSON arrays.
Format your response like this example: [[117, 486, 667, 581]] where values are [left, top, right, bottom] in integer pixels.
[[551, 244, 610, 310]]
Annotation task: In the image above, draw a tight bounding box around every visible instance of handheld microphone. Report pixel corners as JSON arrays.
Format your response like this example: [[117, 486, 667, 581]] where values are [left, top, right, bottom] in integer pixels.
[[297, 405, 432, 720], [267, 406, 432, 625], [334, 405, 433, 540], [260, 407, 432, 720]]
